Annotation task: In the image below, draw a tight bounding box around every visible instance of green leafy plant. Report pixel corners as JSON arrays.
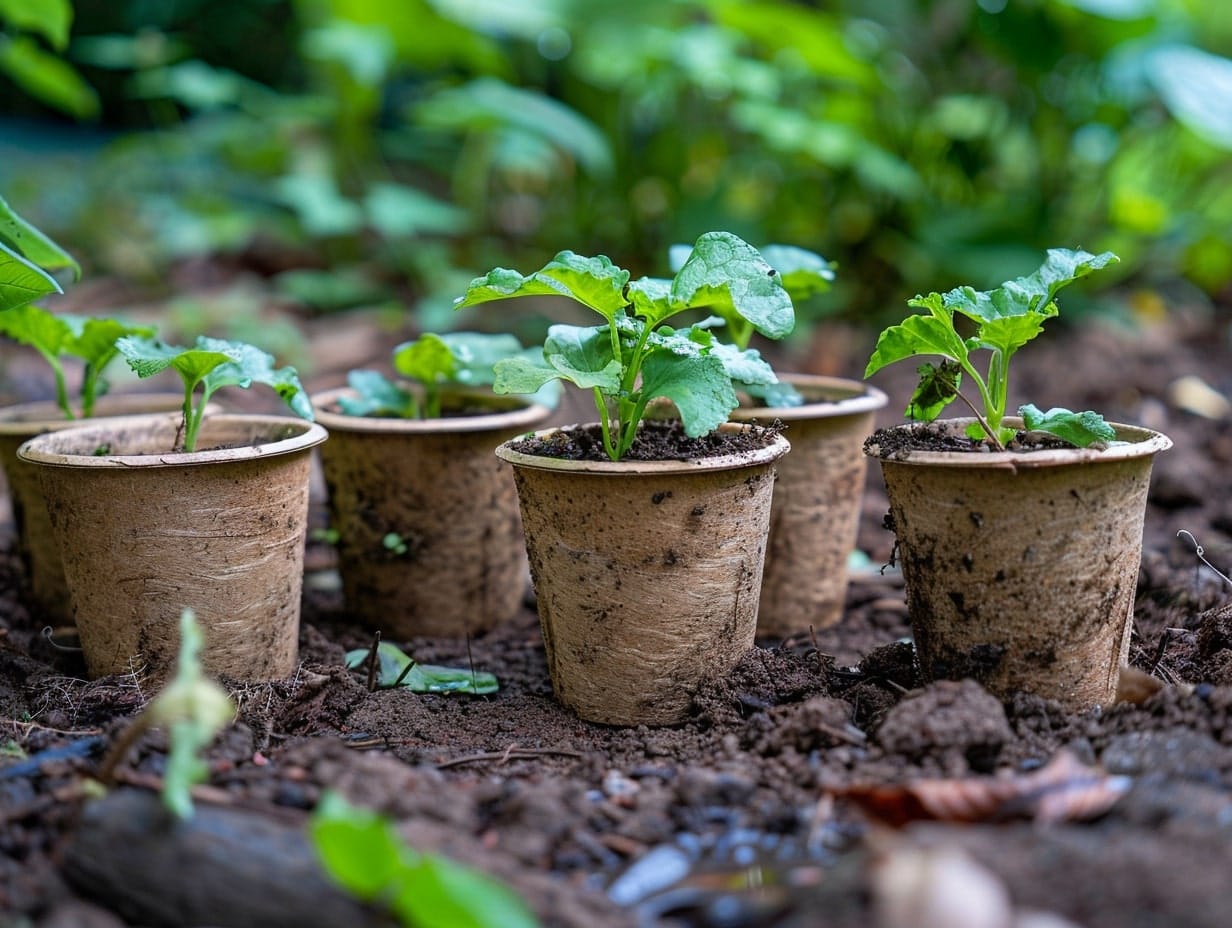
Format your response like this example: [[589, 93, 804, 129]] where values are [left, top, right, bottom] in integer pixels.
[[0, 304, 155, 418], [455, 231, 794, 461], [117, 335, 313, 452], [95, 609, 234, 820], [0, 195, 79, 314], [344, 641, 498, 696], [311, 791, 540, 928], [338, 331, 554, 420], [864, 248, 1120, 450]]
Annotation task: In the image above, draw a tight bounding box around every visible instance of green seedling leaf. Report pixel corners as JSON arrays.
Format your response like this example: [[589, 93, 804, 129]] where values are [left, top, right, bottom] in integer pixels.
[[455, 251, 630, 324], [865, 248, 1120, 447], [345, 642, 499, 695], [756, 244, 836, 300], [0, 303, 75, 414], [436, 332, 525, 388], [393, 333, 456, 386], [64, 316, 157, 417], [742, 380, 805, 408], [0, 194, 80, 280], [639, 349, 738, 439], [339, 370, 418, 418], [0, 241, 62, 314], [495, 324, 622, 396], [311, 792, 541, 928], [147, 609, 235, 820], [119, 335, 312, 452], [1019, 403, 1116, 448]]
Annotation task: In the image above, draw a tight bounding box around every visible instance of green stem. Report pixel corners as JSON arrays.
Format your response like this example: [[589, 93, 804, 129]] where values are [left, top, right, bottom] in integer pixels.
[[616, 396, 651, 459], [180, 385, 205, 453], [81, 364, 98, 419], [593, 387, 618, 461], [424, 382, 439, 420]]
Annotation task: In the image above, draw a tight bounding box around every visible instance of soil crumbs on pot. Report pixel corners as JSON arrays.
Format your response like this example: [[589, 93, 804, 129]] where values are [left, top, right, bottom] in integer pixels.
[[866, 420, 1080, 457], [509, 418, 783, 462], [5, 310, 1232, 927]]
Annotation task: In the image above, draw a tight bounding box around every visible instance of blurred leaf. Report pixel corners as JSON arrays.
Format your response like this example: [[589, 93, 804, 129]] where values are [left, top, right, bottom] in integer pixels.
[[0, 194, 79, 279], [301, 21, 394, 86], [274, 268, 390, 311], [364, 183, 468, 237], [130, 59, 263, 110], [0, 0, 73, 50], [714, 0, 875, 86], [324, 0, 510, 74], [71, 31, 188, 70], [275, 173, 365, 237], [1148, 44, 1232, 149], [0, 34, 99, 119]]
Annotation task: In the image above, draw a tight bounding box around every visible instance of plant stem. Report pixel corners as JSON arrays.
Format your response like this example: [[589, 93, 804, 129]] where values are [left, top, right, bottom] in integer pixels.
[[949, 386, 1006, 451], [593, 388, 619, 461]]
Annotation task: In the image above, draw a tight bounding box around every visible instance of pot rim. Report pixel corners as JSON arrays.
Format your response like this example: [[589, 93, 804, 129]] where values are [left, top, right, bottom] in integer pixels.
[[865, 416, 1172, 470], [16, 413, 328, 469], [310, 385, 552, 435], [731, 374, 888, 422], [494, 422, 791, 475], [0, 392, 195, 436]]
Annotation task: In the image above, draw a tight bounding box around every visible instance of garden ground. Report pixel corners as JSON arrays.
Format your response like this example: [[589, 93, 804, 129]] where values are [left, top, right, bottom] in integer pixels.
[[2, 285, 1232, 927]]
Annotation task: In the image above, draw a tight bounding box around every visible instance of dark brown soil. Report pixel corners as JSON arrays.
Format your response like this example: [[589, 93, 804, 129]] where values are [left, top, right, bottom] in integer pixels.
[[4, 303, 1232, 928], [865, 420, 1081, 457], [508, 419, 782, 462]]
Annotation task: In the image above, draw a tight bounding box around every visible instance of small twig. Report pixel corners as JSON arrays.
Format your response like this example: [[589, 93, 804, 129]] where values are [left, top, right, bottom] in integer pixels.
[[1177, 530, 1232, 587], [389, 658, 416, 689], [95, 715, 153, 788], [365, 630, 381, 693], [816, 721, 867, 746], [807, 625, 828, 682], [1150, 627, 1191, 677], [465, 634, 477, 692], [948, 386, 1006, 451], [436, 746, 584, 770]]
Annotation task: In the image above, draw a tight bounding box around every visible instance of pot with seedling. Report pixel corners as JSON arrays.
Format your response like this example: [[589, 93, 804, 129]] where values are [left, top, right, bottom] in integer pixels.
[[0, 305, 208, 619], [311, 332, 555, 638], [456, 231, 792, 726], [18, 335, 326, 683], [670, 244, 889, 635], [863, 248, 1171, 709]]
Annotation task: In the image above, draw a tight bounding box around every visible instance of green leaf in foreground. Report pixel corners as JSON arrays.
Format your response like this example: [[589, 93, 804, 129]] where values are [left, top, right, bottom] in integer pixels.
[[0, 194, 80, 280], [344, 642, 499, 695], [1019, 404, 1116, 448], [0, 241, 62, 314], [311, 791, 541, 928]]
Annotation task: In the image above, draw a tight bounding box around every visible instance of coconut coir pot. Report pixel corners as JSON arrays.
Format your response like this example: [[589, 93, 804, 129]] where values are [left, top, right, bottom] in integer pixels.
[[312, 387, 552, 638], [731, 374, 886, 636], [866, 417, 1171, 709], [496, 423, 790, 726], [18, 414, 327, 682]]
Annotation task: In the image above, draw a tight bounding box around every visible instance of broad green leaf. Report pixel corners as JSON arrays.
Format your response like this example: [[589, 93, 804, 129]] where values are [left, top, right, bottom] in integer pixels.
[[627, 277, 674, 323], [492, 355, 565, 395], [439, 332, 525, 387], [338, 370, 417, 418], [455, 252, 630, 323], [968, 312, 1052, 360], [0, 195, 79, 279], [343, 643, 499, 695], [0, 241, 62, 313], [310, 792, 408, 897], [394, 853, 539, 928], [67, 317, 156, 369], [540, 324, 622, 392], [671, 232, 795, 341], [706, 340, 777, 387], [742, 380, 805, 408], [906, 360, 963, 422], [639, 350, 737, 438], [1019, 403, 1116, 448], [757, 244, 836, 299], [393, 333, 456, 386], [947, 249, 1119, 323], [197, 336, 313, 421], [0, 303, 73, 357], [0, 36, 100, 119], [118, 336, 235, 389], [864, 308, 970, 377], [0, 0, 73, 49]]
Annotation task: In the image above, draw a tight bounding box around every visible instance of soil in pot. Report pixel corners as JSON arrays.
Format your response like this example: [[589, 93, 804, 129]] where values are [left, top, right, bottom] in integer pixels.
[[17, 414, 328, 684], [312, 387, 552, 638], [496, 420, 790, 726], [866, 417, 1173, 709]]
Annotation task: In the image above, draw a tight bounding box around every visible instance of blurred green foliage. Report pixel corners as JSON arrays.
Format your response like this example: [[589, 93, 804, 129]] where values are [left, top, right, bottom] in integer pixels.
[[2, 0, 1230, 330]]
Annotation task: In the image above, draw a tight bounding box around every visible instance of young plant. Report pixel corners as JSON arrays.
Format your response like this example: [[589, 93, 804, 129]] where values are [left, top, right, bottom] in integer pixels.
[[455, 231, 794, 461], [310, 791, 540, 928], [0, 195, 79, 314], [117, 334, 313, 452], [343, 640, 499, 695], [338, 331, 555, 419], [864, 248, 1120, 449], [0, 304, 156, 418]]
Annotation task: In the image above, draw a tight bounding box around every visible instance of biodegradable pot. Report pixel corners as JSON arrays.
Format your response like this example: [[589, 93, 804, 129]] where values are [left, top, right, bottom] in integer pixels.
[[730, 374, 887, 635], [311, 387, 553, 637], [495, 424, 791, 726], [18, 414, 328, 682], [0, 393, 200, 620], [866, 417, 1172, 709]]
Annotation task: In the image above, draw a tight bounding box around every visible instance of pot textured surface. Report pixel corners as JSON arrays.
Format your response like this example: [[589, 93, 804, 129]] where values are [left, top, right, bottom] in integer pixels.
[[498, 427, 790, 726], [313, 390, 552, 637], [19, 414, 325, 683], [0, 394, 193, 620], [732, 375, 886, 635], [874, 418, 1170, 709]]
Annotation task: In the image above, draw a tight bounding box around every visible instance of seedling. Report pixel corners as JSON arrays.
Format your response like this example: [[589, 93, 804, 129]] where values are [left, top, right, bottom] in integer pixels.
[[338, 331, 555, 419], [456, 231, 795, 461], [0, 195, 79, 314], [310, 791, 540, 928], [382, 532, 409, 556], [865, 248, 1120, 449], [117, 334, 313, 452], [95, 609, 234, 820], [344, 641, 499, 695], [0, 305, 155, 418]]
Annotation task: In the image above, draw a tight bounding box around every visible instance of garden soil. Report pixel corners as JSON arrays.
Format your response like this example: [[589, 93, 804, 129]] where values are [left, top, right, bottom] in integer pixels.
[[4, 297, 1232, 927]]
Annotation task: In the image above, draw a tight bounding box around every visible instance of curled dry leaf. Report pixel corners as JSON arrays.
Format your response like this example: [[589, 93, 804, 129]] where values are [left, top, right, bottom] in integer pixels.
[[831, 748, 1130, 827]]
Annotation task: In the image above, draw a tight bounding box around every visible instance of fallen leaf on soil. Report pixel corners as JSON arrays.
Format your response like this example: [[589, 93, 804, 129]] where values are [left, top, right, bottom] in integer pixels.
[[831, 748, 1130, 826], [343, 642, 498, 694]]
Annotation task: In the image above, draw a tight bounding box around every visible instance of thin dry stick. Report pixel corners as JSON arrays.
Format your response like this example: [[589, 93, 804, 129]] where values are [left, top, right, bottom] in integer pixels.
[[946, 384, 1006, 451], [365, 630, 382, 692], [436, 746, 584, 770], [1177, 530, 1232, 587]]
